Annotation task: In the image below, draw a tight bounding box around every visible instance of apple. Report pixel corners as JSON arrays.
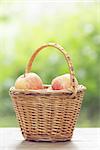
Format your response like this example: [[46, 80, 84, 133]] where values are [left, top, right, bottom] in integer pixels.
[[51, 74, 78, 90], [15, 73, 43, 90]]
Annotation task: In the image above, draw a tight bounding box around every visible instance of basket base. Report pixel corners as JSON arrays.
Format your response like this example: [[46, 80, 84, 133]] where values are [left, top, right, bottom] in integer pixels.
[[25, 138, 71, 142], [23, 135, 72, 142]]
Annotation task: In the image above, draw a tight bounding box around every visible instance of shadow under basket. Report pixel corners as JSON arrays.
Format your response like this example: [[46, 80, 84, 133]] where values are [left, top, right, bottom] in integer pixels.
[[9, 85, 86, 142]]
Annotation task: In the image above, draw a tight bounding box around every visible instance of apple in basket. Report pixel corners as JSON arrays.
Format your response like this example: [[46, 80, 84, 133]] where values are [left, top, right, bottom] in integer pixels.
[[15, 73, 43, 90], [51, 74, 78, 90]]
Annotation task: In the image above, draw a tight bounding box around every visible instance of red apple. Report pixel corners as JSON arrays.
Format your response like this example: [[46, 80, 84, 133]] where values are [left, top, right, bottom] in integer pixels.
[[51, 74, 78, 90], [15, 73, 43, 90]]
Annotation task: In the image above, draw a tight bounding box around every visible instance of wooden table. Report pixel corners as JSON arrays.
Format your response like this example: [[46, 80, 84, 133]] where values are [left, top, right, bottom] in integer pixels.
[[0, 128, 100, 150]]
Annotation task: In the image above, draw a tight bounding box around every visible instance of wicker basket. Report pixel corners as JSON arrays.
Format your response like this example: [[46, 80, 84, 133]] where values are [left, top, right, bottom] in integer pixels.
[[9, 43, 86, 142]]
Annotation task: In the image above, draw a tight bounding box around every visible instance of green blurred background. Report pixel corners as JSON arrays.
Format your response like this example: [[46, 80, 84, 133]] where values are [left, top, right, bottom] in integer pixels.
[[0, 1, 100, 127]]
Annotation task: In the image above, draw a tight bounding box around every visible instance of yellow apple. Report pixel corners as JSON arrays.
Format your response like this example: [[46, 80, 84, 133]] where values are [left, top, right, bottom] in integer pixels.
[[15, 73, 43, 90]]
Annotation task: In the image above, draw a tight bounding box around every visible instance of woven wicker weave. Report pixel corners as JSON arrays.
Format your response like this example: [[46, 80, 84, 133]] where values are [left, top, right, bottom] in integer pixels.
[[9, 43, 86, 142]]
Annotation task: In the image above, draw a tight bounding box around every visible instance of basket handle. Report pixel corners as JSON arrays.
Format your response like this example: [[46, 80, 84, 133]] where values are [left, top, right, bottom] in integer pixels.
[[25, 43, 77, 94]]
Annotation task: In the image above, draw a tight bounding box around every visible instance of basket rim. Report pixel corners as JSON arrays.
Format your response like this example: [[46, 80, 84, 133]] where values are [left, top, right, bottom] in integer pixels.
[[9, 84, 86, 95]]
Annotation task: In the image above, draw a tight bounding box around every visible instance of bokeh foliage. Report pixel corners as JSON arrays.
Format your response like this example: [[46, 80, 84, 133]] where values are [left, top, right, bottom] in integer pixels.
[[0, 1, 100, 127]]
